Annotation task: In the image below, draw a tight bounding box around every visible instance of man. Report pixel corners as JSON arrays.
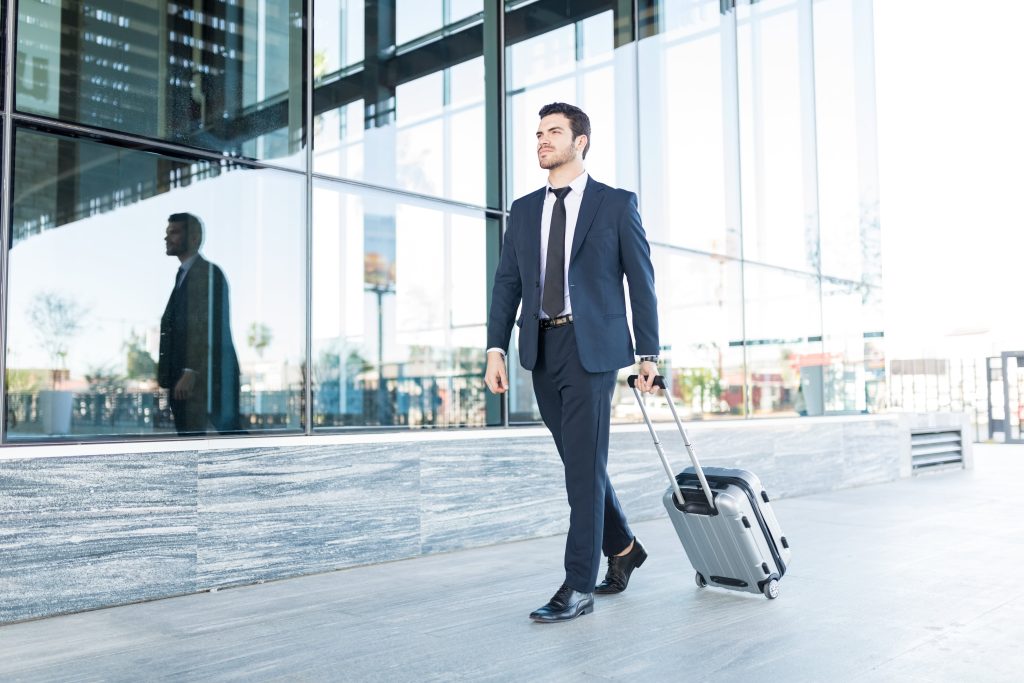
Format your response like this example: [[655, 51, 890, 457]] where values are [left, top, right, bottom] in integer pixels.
[[158, 213, 241, 435], [485, 103, 660, 623]]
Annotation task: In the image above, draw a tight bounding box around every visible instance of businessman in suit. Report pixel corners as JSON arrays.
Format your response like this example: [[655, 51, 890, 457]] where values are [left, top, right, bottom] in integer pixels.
[[158, 212, 241, 435], [485, 103, 660, 623]]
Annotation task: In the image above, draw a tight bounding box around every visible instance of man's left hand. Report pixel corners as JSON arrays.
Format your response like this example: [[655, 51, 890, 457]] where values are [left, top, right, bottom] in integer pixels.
[[636, 361, 659, 394]]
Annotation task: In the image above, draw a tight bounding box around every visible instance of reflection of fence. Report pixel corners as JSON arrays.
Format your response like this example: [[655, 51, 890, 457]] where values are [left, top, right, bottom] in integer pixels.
[[6, 391, 174, 435], [888, 358, 988, 442], [6, 389, 303, 436], [315, 372, 486, 428], [7, 372, 485, 436]]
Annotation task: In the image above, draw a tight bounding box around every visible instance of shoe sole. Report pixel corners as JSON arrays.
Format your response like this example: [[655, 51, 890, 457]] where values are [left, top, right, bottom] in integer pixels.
[[529, 603, 594, 623]]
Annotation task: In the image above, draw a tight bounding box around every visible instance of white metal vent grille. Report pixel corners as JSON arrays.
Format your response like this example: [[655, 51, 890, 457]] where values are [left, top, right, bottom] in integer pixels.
[[911, 430, 964, 472]]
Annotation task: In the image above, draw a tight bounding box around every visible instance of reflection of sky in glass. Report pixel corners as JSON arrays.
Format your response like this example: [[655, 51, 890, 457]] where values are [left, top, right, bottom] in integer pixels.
[[738, 3, 809, 272], [312, 183, 486, 372], [506, 11, 631, 204], [638, 2, 729, 255], [6, 171, 305, 378], [449, 0, 483, 24], [314, 0, 365, 73], [314, 48, 485, 206], [397, 0, 443, 45]]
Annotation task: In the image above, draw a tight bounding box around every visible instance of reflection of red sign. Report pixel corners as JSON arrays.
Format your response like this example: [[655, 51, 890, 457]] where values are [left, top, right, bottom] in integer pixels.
[[791, 353, 841, 368]]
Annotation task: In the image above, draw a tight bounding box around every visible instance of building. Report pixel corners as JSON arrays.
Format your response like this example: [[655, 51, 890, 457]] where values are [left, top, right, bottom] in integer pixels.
[[1, 0, 923, 624]]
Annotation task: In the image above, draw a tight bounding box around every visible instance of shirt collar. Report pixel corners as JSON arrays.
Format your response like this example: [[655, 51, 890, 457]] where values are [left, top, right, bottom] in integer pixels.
[[546, 170, 589, 196], [179, 254, 199, 274]]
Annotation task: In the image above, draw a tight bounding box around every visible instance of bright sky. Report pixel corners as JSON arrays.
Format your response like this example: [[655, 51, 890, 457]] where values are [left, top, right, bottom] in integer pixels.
[[874, 2, 1024, 359]]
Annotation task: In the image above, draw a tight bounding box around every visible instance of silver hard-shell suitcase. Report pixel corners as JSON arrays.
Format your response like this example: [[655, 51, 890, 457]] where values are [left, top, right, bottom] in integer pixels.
[[628, 375, 792, 599]]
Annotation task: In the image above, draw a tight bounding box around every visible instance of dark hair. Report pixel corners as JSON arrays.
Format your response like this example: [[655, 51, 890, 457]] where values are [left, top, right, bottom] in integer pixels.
[[538, 102, 591, 159], [168, 212, 204, 248]]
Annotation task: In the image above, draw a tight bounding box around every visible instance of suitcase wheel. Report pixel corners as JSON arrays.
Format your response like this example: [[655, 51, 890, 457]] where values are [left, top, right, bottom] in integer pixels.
[[695, 572, 707, 588], [762, 578, 780, 600]]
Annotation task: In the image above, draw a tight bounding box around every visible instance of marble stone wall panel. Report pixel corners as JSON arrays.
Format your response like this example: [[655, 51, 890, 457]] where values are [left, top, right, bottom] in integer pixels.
[[197, 445, 420, 588], [419, 438, 568, 554], [0, 453, 198, 623], [841, 419, 904, 489]]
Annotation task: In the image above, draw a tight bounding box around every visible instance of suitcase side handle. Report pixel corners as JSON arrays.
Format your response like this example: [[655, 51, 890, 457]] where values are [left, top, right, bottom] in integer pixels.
[[627, 374, 716, 512]]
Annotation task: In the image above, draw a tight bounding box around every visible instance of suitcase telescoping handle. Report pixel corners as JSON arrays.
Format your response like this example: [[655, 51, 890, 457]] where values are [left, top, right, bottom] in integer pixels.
[[627, 374, 716, 512]]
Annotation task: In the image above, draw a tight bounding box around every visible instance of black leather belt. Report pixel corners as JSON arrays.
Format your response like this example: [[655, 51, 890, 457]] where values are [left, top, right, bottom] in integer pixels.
[[540, 314, 573, 330]]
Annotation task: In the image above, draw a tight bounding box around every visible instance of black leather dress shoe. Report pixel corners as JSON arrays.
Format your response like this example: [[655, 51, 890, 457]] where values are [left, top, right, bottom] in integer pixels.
[[529, 584, 594, 623], [595, 538, 647, 594]]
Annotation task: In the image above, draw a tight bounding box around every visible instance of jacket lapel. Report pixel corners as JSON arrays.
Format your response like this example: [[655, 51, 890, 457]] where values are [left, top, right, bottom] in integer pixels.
[[569, 176, 606, 263]]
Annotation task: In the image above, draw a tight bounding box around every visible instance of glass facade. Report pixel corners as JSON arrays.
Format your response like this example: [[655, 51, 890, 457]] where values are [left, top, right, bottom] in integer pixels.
[[0, 0, 884, 443]]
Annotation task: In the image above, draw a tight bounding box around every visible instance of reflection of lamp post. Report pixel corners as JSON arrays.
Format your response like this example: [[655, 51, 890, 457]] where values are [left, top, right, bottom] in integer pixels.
[[365, 252, 395, 425], [365, 283, 395, 424]]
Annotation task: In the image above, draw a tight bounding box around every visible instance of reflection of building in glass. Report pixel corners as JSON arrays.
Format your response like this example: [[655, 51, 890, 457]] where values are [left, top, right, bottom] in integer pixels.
[[2, 0, 886, 444]]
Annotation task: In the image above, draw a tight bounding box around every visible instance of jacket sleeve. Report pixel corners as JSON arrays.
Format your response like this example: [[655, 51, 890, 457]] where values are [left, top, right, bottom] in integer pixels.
[[486, 205, 523, 353], [618, 192, 660, 357]]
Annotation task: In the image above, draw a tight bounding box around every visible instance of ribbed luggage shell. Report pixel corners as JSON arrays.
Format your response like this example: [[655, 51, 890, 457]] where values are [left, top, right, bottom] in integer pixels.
[[662, 466, 791, 596]]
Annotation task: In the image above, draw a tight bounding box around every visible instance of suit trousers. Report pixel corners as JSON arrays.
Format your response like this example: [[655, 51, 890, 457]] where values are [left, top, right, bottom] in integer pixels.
[[532, 323, 634, 593], [170, 395, 209, 436]]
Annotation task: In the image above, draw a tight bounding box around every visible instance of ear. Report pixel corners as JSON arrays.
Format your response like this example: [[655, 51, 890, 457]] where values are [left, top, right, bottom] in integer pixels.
[[576, 134, 588, 151]]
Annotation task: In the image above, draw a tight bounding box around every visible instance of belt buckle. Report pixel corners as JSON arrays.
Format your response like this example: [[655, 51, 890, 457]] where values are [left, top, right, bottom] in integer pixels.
[[543, 314, 572, 330]]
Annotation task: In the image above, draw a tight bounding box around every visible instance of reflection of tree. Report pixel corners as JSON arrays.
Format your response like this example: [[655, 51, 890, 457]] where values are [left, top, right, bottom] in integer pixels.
[[676, 367, 723, 415], [247, 322, 273, 358], [123, 330, 156, 380], [860, 198, 882, 290], [85, 364, 121, 393], [28, 291, 86, 389]]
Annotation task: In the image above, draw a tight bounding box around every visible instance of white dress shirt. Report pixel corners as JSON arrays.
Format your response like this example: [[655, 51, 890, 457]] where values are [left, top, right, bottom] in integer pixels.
[[176, 254, 199, 288], [539, 170, 588, 319]]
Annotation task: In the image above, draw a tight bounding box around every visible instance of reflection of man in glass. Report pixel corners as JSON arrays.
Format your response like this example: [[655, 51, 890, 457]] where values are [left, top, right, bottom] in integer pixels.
[[158, 213, 241, 435]]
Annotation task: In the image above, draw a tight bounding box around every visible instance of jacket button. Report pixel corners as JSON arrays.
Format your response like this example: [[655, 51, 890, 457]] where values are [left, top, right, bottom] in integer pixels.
[[533, 314, 539, 320]]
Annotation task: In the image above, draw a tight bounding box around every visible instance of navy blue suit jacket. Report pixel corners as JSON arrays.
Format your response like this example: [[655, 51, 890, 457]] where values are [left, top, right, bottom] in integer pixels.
[[487, 176, 659, 373]]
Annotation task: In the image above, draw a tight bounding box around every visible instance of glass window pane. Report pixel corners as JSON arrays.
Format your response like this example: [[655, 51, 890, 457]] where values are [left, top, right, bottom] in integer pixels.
[[313, 5, 486, 206], [397, 0, 442, 45], [506, 6, 637, 206], [613, 249, 746, 422], [4, 128, 306, 441], [449, 0, 483, 25], [822, 278, 885, 414], [742, 265, 822, 417], [737, 0, 817, 272], [814, 0, 881, 285], [312, 179, 487, 429], [15, 0, 305, 167], [315, 0, 365, 73], [639, 1, 738, 256]]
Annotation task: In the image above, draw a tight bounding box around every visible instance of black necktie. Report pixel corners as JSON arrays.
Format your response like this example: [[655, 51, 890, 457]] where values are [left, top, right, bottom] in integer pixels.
[[543, 186, 571, 318], [175, 266, 185, 289]]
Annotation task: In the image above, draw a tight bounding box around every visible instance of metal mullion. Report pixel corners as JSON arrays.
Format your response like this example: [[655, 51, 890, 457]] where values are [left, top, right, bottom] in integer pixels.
[[309, 169, 501, 217], [484, 0, 506, 427], [721, 3, 749, 418], [1, 0, 17, 444], [799, 0, 825, 362], [9, 112, 307, 176], [304, 0, 314, 435]]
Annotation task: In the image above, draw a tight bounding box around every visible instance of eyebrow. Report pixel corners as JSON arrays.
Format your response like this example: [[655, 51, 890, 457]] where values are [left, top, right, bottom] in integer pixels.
[[536, 125, 566, 136]]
